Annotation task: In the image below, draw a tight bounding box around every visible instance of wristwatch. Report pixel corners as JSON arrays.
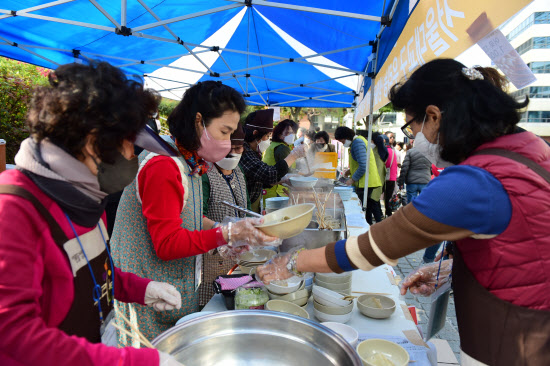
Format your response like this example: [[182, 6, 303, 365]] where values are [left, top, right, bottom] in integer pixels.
[[286, 248, 305, 277]]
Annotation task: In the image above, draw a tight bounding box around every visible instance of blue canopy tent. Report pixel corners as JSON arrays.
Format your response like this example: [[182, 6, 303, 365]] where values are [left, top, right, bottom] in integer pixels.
[[0, 0, 414, 207], [0, 0, 411, 108]]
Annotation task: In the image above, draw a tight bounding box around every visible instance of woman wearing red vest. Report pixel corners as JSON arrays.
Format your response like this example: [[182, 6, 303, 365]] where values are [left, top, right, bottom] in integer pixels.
[[0, 62, 186, 365], [257, 59, 550, 365]]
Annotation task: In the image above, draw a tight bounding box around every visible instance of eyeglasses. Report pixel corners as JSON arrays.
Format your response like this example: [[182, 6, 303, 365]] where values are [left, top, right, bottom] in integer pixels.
[[401, 116, 420, 140]]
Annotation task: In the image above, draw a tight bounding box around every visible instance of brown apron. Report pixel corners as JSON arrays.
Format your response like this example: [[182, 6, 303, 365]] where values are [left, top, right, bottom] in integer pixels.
[[0, 185, 113, 342], [453, 148, 550, 365]]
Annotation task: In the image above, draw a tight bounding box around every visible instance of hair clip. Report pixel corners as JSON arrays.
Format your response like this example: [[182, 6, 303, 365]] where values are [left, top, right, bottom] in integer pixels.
[[462, 67, 484, 81]]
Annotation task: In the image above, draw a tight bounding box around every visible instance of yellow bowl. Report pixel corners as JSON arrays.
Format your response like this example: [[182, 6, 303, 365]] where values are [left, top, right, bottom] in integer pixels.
[[356, 339, 409, 366], [255, 203, 315, 239], [357, 295, 396, 319]]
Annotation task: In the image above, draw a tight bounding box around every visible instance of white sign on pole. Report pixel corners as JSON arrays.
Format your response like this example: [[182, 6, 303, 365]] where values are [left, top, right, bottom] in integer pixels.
[[272, 107, 281, 122]]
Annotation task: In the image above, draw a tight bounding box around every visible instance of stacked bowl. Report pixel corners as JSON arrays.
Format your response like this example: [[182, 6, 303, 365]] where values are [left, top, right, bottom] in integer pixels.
[[334, 186, 354, 201], [314, 272, 352, 295], [312, 285, 353, 323], [237, 249, 276, 274], [264, 276, 309, 307], [265, 197, 290, 214]]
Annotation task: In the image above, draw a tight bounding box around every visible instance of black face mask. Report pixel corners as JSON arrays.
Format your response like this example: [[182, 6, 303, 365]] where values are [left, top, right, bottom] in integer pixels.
[[94, 152, 138, 194]]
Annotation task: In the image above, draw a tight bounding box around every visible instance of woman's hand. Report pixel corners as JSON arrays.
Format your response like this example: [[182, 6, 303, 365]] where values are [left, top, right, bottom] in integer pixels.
[[400, 260, 453, 296], [256, 253, 294, 284], [144, 282, 182, 311], [221, 217, 281, 247]]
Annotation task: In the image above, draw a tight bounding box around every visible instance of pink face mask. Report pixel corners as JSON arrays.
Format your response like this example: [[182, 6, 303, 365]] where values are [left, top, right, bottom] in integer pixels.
[[197, 122, 231, 162]]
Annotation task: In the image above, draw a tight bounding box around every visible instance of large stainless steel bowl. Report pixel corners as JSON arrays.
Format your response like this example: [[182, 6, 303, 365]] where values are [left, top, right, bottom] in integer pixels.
[[152, 310, 362, 366]]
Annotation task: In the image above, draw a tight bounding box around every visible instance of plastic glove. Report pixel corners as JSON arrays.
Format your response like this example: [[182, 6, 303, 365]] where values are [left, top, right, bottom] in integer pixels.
[[400, 259, 453, 296], [256, 247, 302, 284], [144, 281, 182, 311], [289, 143, 307, 159], [293, 136, 304, 147], [159, 351, 184, 366], [221, 217, 282, 248], [217, 244, 250, 261]]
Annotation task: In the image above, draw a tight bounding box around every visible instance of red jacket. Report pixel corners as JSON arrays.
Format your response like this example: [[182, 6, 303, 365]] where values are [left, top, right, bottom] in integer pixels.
[[0, 170, 158, 366], [457, 132, 550, 310]]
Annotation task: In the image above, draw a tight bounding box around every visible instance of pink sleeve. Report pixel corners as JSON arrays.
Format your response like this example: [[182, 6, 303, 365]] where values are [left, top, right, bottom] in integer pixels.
[[0, 195, 159, 366], [114, 268, 151, 305], [138, 156, 225, 261]]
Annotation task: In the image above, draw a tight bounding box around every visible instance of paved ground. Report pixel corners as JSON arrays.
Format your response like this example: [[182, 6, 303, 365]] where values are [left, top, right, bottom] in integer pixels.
[[394, 249, 461, 363]]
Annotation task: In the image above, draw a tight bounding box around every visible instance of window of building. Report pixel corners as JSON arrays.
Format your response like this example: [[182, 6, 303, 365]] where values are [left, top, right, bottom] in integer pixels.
[[516, 37, 550, 55], [528, 61, 550, 73], [507, 12, 550, 42], [510, 86, 550, 100], [527, 111, 550, 123]]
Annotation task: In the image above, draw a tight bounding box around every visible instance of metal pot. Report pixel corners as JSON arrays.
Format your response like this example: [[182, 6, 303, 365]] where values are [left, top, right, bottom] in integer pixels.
[[152, 310, 362, 366]]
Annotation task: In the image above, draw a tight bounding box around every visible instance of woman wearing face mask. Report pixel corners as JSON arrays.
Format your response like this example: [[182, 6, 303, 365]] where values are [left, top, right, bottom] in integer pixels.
[[262, 119, 299, 202], [0, 62, 187, 366], [200, 124, 250, 306], [111, 81, 278, 345], [257, 59, 550, 366], [312, 131, 336, 153]]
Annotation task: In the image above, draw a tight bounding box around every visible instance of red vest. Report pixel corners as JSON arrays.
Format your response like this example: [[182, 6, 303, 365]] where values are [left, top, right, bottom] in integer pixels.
[[457, 131, 550, 310]]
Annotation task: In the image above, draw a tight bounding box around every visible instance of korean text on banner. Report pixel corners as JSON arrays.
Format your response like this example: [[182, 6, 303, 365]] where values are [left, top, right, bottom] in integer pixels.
[[354, 0, 532, 121]]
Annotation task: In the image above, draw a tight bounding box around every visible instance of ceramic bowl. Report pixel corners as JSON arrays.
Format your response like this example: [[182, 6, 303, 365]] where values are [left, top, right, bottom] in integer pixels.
[[312, 285, 350, 307], [256, 203, 315, 239], [267, 289, 309, 306], [238, 249, 276, 264], [357, 295, 396, 319], [290, 176, 318, 188], [238, 264, 257, 274], [313, 307, 352, 323], [313, 300, 353, 315], [265, 276, 303, 295], [321, 322, 359, 348], [314, 278, 352, 293], [315, 272, 352, 284], [265, 300, 310, 319], [356, 339, 409, 366]]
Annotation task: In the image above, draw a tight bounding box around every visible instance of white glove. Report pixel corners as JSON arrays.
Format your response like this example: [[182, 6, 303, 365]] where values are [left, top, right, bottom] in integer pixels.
[[144, 281, 182, 312], [289, 144, 307, 159], [159, 351, 183, 366], [293, 136, 304, 147]]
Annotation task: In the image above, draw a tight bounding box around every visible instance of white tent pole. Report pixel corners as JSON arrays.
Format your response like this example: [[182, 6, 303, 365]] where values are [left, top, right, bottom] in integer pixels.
[[132, 4, 243, 32], [305, 74, 358, 85], [271, 98, 309, 106], [145, 75, 193, 85], [295, 43, 371, 61], [293, 59, 366, 75], [377, 0, 401, 38], [248, 84, 355, 97], [248, 78, 268, 106], [121, 0, 127, 27], [3, 12, 115, 31], [225, 0, 382, 22], [217, 51, 247, 94], [0, 0, 75, 21], [246, 100, 266, 106], [219, 60, 289, 76], [132, 32, 179, 44], [0, 35, 61, 66], [89, 0, 121, 28], [182, 43, 215, 74]]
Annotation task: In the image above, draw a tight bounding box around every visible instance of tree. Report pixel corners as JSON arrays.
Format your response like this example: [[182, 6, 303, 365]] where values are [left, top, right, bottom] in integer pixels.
[[0, 57, 50, 163]]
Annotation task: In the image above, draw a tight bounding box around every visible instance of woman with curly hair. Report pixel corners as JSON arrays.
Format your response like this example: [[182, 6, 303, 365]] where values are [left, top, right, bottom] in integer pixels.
[[0, 61, 185, 365], [110, 80, 278, 346]]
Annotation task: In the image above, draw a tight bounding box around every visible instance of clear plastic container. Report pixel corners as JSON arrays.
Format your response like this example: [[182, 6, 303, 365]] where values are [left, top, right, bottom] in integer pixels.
[[234, 286, 269, 310]]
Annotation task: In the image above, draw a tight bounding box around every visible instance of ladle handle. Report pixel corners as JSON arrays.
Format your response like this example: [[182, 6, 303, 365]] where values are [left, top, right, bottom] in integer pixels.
[[221, 201, 263, 218]]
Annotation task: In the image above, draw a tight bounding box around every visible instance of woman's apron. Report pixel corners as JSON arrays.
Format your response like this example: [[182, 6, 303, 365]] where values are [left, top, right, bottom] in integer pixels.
[[111, 147, 202, 346], [453, 247, 550, 365]]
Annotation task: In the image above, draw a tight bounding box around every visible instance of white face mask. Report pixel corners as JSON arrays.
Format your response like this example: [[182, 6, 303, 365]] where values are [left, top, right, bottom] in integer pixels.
[[304, 138, 312, 145], [284, 133, 295, 145], [216, 153, 242, 171], [343, 139, 352, 148], [258, 139, 270, 153], [414, 116, 454, 168]]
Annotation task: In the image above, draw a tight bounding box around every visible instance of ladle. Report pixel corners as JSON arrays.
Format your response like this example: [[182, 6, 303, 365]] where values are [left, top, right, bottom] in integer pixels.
[[221, 200, 263, 218]]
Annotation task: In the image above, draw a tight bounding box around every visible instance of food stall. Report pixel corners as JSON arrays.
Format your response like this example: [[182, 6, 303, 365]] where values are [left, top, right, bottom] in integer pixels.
[[193, 189, 437, 365]]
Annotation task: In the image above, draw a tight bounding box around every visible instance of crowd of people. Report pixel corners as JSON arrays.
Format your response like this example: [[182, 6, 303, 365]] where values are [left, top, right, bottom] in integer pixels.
[[1, 57, 549, 366]]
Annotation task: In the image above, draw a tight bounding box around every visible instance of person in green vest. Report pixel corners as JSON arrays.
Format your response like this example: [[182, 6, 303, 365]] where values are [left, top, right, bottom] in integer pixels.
[[262, 119, 299, 203], [334, 126, 382, 220]]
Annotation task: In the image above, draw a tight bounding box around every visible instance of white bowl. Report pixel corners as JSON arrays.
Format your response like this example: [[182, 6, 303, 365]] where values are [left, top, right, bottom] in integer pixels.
[[266, 300, 310, 319], [265, 197, 290, 209], [265, 276, 303, 295], [356, 339, 410, 366], [315, 278, 352, 292], [312, 285, 350, 307], [290, 176, 318, 188], [175, 311, 215, 325], [321, 322, 359, 348], [334, 186, 353, 201], [313, 307, 352, 323], [357, 295, 396, 319], [315, 272, 352, 284]]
